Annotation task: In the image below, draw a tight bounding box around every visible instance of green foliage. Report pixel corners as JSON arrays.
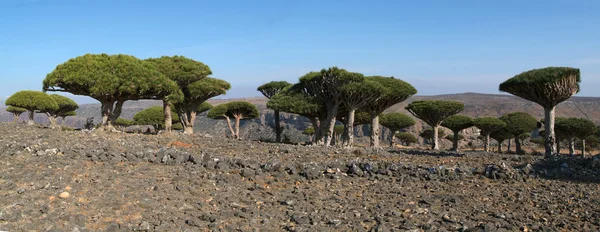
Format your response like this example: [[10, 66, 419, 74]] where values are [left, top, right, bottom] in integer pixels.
[[441, 115, 473, 133], [363, 76, 417, 114], [299, 67, 365, 101], [490, 128, 513, 143], [39, 94, 79, 117], [500, 67, 580, 89], [585, 135, 600, 152], [59, 111, 76, 117], [185, 78, 231, 104], [555, 117, 597, 140], [406, 100, 464, 126], [113, 118, 134, 127], [473, 117, 506, 135], [6, 106, 27, 114], [257, 81, 293, 99], [395, 132, 418, 145], [145, 56, 212, 87], [207, 104, 228, 119], [266, 83, 322, 118], [197, 102, 213, 114], [419, 128, 446, 141], [133, 106, 180, 129], [303, 127, 315, 136], [6, 90, 59, 112], [445, 134, 464, 141], [207, 101, 259, 119], [334, 125, 345, 135], [380, 113, 415, 132], [44, 54, 178, 101], [530, 137, 545, 145], [499, 112, 537, 136]]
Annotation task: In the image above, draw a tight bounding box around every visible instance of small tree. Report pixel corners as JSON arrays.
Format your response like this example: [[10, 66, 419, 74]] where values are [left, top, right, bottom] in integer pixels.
[[113, 117, 134, 130], [406, 100, 464, 150], [380, 113, 416, 147], [303, 127, 316, 142], [333, 125, 345, 145], [445, 134, 464, 142], [555, 117, 597, 156], [6, 106, 26, 123], [208, 101, 259, 139], [258, 81, 292, 143], [500, 67, 580, 158], [174, 78, 230, 134], [441, 115, 473, 151], [133, 106, 181, 132], [395, 132, 417, 146], [473, 117, 507, 152], [339, 80, 386, 146], [585, 135, 600, 155], [490, 128, 513, 153], [6, 90, 58, 125], [499, 112, 537, 154], [419, 128, 446, 146], [38, 94, 79, 128]]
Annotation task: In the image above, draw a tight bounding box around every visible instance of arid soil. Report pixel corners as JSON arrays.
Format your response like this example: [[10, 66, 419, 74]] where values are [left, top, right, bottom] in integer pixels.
[[0, 123, 599, 232]]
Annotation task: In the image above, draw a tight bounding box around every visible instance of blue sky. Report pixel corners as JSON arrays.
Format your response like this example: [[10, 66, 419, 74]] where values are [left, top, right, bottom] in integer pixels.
[[1, 0, 599, 104]]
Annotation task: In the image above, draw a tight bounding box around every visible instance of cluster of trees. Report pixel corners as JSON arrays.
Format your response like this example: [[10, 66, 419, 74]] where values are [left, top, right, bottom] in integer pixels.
[[42, 54, 230, 134], [5, 90, 78, 127]]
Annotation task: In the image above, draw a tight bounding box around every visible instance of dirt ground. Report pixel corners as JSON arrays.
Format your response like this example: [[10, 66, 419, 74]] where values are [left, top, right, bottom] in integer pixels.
[[0, 123, 599, 232]]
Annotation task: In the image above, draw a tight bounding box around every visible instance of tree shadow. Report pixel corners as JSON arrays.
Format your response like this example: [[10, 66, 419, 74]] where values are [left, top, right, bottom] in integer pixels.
[[531, 155, 600, 184], [388, 149, 465, 158]]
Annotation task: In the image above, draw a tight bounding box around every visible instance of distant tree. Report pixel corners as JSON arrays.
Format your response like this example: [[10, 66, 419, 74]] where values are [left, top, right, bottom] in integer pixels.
[[499, 112, 537, 154], [145, 56, 212, 134], [585, 135, 600, 155], [173, 78, 230, 134], [6, 90, 59, 125], [395, 132, 418, 146], [333, 125, 345, 145], [473, 117, 507, 152], [406, 100, 464, 150], [6, 106, 26, 123], [197, 102, 213, 114], [113, 117, 134, 129], [258, 81, 293, 143], [363, 76, 417, 148], [58, 111, 76, 126], [490, 128, 513, 153], [445, 134, 464, 142], [133, 106, 181, 132], [44, 54, 177, 129], [555, 117, 597, 156], [299, 67, 364, 146], [208, 101, 259, 139], [441, 115, 473, 151], [500, 67, 580, 158], [380, 113, 416, 147], [303, 126, 316, 141], [37, 94, 78, 128], [419, 128, 446, 145], [339, 80, 386, 146]]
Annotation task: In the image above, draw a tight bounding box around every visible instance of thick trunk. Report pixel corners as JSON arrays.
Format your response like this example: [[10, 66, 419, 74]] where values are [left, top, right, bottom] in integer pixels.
[[163, 101, 172, 134], [515, 136, 522, 154], [568, 138, 574, 156], [483, 134, 490, 152], [452, 131, 459, 151], [310, 118, 322, 145], [27, 110, 35, 125], [345, 109, 356, 147], [432, 126, 440, 150], [322, 104, 339, 146], [225, 116, 235, 138], [369, 114, 380, 148], [582, 139, 586, 158], [108, 100, 124, 128], [274, 110, 281, 143], [235, 115, 241, 139], [182, 111, 197, 135], [544, 107, 557, 158]]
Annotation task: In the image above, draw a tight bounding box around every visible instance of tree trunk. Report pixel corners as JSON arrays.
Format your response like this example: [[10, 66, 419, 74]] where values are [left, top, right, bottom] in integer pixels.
[[322, 104, 339, 146], [45, 113, 59, 128], [568, 138, 574, 156], [182, 111, 197, 135], [498, 141, 503, 153], [274, 110, 281, 143], [224, 116, 235, 138], [582, 139, 586, 158], [483, 133, 490, 152], [163, 100, 172, 134], [234, 115, 242, 139], [544, 107, 557, 158], [108, 100, 124, 128], [12, 113, 19, 123], [27, 110, 35, 125], [344, 109, 356, 147], [515, 136, 522, 154], [310, 118, 319, 144], [389, 130, 397, 148], [432, 125, 440, 150], [507, 139, 512, 153], [370, 114, 380, 148], [556, 136, 561, 155], [452, 131, 459, 151]]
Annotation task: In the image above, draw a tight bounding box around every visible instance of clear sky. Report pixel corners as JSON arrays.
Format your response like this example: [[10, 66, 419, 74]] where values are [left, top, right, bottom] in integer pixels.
[[1, 0, 599, 104]]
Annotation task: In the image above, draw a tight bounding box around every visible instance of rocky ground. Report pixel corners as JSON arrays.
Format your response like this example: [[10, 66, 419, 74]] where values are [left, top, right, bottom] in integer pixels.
[[0, 123, 599, 232]]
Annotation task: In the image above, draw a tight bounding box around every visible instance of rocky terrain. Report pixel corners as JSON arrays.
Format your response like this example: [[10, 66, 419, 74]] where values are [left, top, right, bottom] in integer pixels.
[[0, 123, 599, 231]]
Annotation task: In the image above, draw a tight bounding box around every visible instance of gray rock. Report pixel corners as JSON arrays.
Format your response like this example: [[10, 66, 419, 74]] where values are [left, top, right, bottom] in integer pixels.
[[241, 168, 256, 178]]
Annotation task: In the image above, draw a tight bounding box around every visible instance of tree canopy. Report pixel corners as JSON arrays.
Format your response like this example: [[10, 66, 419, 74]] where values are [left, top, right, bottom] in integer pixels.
[[380, 113, 415, 133], [395, 132, 418, 146], [499, 112, 537, 154], [473, 117, 507, 152], [197, 102, 213, 114], [490, 128, 513, 153], [499, 67, 581, 158], [207, 101, 259, 139], [257, 81, 293, 143], [339, 79, 386, 146], [6, 106, 27, 123], [174, 77, 231, 134], [441, 114, 473, 151], [38, 94, 79, 127], [555, 117, 597, 155], [6, 90, 59, 125], [406, 100, 463, 150], [133, 106, 181, 131]]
